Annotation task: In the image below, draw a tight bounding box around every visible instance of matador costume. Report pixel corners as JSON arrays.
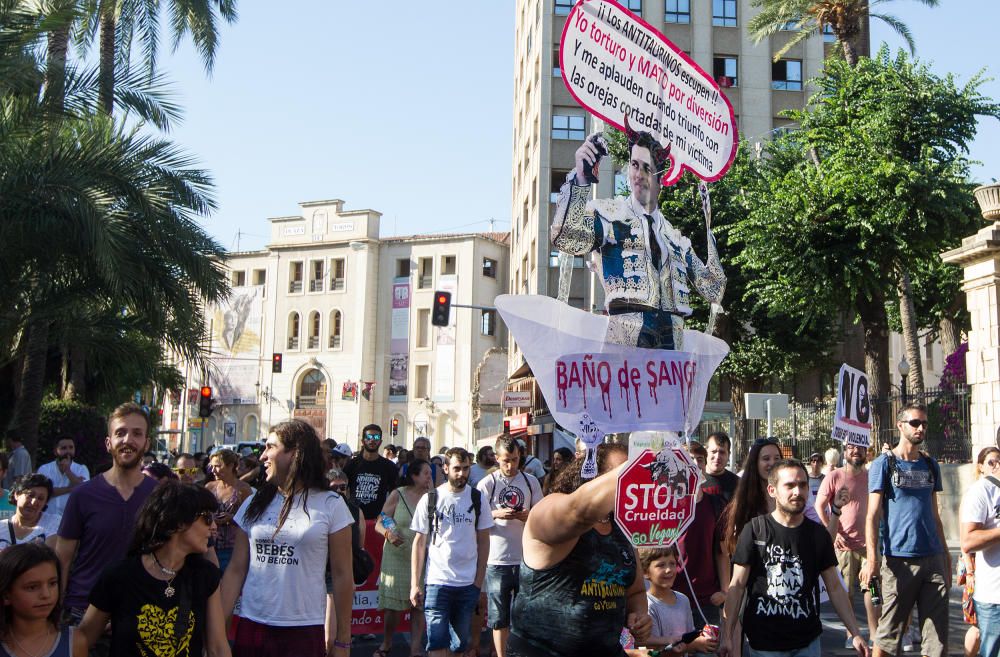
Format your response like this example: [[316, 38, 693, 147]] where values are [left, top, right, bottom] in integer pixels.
[[550, 129, 725, 350]]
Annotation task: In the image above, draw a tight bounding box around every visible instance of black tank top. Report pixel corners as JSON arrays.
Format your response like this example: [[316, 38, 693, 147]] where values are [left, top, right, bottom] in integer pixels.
[[509, 524, 636, 657]]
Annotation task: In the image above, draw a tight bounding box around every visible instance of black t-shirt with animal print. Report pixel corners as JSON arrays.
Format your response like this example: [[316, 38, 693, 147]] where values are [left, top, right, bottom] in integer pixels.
[[90, 555, 220, 657]]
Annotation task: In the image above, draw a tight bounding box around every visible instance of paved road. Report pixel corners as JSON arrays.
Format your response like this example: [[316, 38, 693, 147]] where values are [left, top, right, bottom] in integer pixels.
[[352, 550, 971, 657]]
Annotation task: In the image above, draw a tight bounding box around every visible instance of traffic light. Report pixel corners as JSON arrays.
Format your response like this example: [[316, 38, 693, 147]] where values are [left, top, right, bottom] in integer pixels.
[[503, 419, 511, 433], [431, 291, 452, 326], [198, 386, 213, 418], [391, 418, 399, 437], [272, 353, 283, 373]]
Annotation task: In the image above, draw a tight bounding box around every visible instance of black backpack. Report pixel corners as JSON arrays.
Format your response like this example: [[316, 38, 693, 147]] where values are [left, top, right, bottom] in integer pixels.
[[427, 486, 482, 540]]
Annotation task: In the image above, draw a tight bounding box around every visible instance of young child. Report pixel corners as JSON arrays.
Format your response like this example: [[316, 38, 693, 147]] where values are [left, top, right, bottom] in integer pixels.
[[640, 545, 718, 655], [0, 543, 86, 657]]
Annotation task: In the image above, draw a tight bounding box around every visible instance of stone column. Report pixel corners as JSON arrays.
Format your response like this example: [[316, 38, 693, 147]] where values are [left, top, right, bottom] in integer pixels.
[[941, 183, 1000, 456]]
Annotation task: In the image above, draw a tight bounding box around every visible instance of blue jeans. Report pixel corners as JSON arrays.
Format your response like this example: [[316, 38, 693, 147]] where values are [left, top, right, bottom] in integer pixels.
[[485, 565, 519, 630], [424, 584, 480, 653], [746, 636, 820, 657], [977, 599, 1000, 657]]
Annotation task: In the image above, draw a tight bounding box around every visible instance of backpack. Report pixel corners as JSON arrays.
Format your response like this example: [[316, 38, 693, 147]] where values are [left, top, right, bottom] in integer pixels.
[[485, 471, 534, 511], [345, 500, 375, 586], [886, 452, 936, 489], [427, 485, 482, 540]]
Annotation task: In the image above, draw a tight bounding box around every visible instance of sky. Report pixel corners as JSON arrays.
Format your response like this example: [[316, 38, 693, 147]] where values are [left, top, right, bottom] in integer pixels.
[[152, 1, 999, 253]]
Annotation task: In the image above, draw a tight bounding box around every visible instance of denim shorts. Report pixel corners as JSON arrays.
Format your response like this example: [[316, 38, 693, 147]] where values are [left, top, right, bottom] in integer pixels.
[[424, 583, 480, 653], [485, 564, 519, 629], [976, 600, 1000, 657]]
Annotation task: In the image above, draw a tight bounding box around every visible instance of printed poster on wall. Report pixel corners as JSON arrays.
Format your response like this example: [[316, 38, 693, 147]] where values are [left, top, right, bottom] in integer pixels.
[[209, 285, 263, 404], [433, 274, 457, 402], [389, 278, 411, 402]]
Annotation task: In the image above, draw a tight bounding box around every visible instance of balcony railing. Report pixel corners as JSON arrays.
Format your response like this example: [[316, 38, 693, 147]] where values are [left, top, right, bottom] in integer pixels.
[[307, 336, 319, 349], [289, 280, 303, 293], [309, 279, 323, 292], [418, 275, 433, 289], [329, 335, 342, 349], [331, 278, 345, 291], [287, 336, 299, 349]]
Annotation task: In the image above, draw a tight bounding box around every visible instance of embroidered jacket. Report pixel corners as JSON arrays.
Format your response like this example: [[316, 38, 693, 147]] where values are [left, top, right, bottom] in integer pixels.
[[550, 174, 725, 315]]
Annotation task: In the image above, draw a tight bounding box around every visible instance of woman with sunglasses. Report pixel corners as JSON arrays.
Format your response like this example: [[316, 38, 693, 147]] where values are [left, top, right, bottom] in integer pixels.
[[78, 481, 230, 657], [958, 446, 1000, 657], [372, 459, 434, 657], [206, 449, 253, 573]]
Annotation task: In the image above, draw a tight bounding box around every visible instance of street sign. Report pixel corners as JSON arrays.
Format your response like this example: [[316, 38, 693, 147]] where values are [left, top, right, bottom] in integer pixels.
[[615, 448, 700, 547], [503, 391, 531, 408]]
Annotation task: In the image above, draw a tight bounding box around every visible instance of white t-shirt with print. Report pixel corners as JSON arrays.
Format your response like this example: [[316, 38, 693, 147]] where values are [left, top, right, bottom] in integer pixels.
[[477, 471, 542, 565], [0, 514, 61, 551], [234, 489, 353, 626], [37, 460, 90, 516], [960, 476, 1000, 604], [411, 484, 494, 587]]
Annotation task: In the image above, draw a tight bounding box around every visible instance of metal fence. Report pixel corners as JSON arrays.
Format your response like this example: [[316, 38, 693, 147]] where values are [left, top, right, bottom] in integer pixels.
[[727, 385, 971, 467]]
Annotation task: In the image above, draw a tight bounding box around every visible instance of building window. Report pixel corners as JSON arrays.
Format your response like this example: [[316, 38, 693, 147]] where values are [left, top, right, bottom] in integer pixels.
[[417, 308, 431, 349], [415, 365, 429, 399], [552, 47, 561, 77], [231, 270, 246, 287], [665, 0, 690, 23], [307, 311, 320, 349], [554, 0, 573, 15], [329, 310, 342, 349], [822, 24, 836, 42], [417, 257, 433, 289], [482, 310, 497, 337], [713, 56, 738, 87], [397, 258, 411, 278], [483, 258, 498, 278], [288, 262, 303, 293], [549, 250, 585, 268], [552, 112, 585, 140], [287, 312, 300, 350], [551, 169, 570, 202], [309, 260, 324, 292], [780, 18, 799, 30], [441, 255, 456, 275], [330, 258, 345, 291], [296, 369, 325, 409], [623, 0, 641, 11], [252, 269, 266, 286], [772, 59, 803, 90], [712, 0, 736, 26]]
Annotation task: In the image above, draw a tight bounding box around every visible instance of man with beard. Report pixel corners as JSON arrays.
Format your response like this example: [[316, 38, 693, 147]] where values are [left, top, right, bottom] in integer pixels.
[[550, 118, 724, 350], [720, 460, 869, 657], [861, 404, 950, 657], [411, 447, 493, 657], [55, 402, 158, 624], [38, 435, 90, 516], [345, 424, 399, 519], [816, 442, 880, 646]]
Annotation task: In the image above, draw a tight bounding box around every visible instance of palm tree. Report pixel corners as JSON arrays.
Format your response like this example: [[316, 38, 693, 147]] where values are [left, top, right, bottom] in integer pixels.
[[75, 0, 238, 114], [748, 0, 938, 67]]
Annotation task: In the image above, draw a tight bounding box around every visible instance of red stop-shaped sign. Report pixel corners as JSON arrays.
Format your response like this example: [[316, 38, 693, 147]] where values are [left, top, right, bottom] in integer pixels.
[[615, 448, 700, 547]]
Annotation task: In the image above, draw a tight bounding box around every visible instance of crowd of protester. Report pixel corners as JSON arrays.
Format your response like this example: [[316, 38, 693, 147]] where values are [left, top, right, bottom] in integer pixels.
[[0, 400, 997, 657]]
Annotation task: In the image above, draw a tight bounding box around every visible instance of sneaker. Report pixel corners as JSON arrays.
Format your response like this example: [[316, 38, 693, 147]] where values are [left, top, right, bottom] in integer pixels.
[[902, 627, 918, 652]]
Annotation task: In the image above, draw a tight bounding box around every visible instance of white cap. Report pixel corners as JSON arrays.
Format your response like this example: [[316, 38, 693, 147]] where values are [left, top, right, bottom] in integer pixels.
[[332, 444, 353, 458]]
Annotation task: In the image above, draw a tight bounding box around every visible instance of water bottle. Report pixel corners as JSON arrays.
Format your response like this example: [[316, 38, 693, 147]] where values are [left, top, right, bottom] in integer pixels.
[[869, 575, 882, 606]]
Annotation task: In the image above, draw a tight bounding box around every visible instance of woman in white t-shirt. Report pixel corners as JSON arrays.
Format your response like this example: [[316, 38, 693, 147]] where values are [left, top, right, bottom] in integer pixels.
[[0, 474, 60, 551], [220, 420, 354, 657]]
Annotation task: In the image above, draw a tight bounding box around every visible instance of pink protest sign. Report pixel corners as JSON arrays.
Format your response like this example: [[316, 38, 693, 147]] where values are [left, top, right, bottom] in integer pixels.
[[560, 0, 738, 185]]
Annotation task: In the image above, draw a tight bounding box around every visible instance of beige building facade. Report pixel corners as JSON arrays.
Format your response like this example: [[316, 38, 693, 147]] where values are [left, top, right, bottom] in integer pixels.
[[161, 199, 509, 454]]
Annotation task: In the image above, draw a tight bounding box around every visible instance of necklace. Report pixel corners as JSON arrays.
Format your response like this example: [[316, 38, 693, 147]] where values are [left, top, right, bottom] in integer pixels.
[[150, 552, 178, 598], [9, 628, 54, 657]]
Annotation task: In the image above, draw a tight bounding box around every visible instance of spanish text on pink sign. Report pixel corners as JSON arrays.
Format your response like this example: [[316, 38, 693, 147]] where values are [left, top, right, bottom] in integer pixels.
[[555, 352, 698, 429], [560, 0, 738, 184]]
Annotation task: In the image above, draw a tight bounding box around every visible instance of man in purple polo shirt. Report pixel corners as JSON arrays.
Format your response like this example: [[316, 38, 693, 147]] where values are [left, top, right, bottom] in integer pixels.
[[55, 401, 158, 623]]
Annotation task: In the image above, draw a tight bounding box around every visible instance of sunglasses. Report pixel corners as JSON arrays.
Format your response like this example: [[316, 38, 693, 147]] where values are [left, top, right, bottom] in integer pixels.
[[904, 419, 928, 428], [752, 438, 779, 447], [363, 433, 382, 442], [197, 511, 216, 526], [332, 484, 348, 493], [173, 467, 200, 476]]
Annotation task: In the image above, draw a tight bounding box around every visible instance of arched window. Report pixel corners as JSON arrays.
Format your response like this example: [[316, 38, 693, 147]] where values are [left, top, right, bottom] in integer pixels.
[[287, 312, 300, 349], [244, 415, 259, 441], [297, 369, 326, 409], [329, 310, 343, 349], [308, 311, 321, 349]]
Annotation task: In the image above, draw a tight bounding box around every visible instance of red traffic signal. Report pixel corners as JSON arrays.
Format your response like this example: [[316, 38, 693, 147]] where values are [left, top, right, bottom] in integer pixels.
[[432, 291, 452, 326], [198, 386, 213, 418], [391, 418, 399, 436], [503, 419, 511, 433], [272, 353, 283, 373]]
